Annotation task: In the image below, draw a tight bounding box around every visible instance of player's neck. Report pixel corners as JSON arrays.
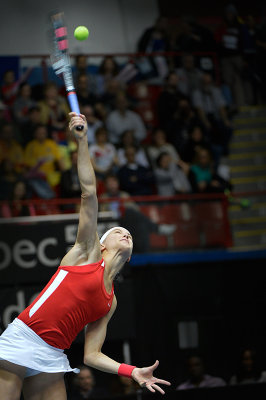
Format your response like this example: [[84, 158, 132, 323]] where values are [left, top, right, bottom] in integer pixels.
[[103, 251, 127, 281]]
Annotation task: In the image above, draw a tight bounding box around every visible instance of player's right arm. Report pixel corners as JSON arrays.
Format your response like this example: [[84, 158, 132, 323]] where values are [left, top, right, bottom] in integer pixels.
[[60, 113, 101, 266]]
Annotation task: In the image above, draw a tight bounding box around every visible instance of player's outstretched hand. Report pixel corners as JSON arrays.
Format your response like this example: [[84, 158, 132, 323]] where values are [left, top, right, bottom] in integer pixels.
[[132, 360, 171, 395], [69, 112, 88, 140]]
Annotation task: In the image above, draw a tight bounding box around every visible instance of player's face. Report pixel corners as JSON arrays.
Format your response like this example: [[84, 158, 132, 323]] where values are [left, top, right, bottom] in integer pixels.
[[104, 228, 133, 255]]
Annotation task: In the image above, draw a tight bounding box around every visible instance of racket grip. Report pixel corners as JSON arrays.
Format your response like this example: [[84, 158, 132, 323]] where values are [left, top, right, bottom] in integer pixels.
[[67, 91, 83, 131]]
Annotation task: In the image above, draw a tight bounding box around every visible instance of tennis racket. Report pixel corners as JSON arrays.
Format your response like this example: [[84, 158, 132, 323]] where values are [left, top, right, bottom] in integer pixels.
[[50, 11, 83, 130]]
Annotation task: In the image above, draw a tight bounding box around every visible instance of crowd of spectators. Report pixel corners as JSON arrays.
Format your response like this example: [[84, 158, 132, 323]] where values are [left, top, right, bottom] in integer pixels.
[[2, 3, 266, 217], [65, 348, 266, 399]]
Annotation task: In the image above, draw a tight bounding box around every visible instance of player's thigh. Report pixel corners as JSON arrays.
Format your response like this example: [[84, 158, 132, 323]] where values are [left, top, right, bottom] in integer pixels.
[[23, 372, 66, 400], [0, 360, 25, 400]]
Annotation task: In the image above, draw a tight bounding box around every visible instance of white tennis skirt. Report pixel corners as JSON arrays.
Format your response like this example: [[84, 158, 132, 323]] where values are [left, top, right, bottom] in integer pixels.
[[0, 318, 79, 377]]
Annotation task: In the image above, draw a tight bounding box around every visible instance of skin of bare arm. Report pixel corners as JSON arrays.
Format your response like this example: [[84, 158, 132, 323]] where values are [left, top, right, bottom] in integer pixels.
[[60, 112, 101, 267], [84, 297, 171, 394]]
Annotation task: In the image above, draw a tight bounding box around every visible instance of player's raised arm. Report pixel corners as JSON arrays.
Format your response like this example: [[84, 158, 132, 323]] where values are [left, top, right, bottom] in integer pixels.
[[62, 112, 101, 264]]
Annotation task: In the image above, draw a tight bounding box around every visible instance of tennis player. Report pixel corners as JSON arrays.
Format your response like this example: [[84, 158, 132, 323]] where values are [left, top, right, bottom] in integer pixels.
[[0, 112, 171, 400]]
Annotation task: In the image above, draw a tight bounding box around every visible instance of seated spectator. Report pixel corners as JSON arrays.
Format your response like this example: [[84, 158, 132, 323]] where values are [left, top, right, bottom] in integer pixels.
[[24, 124, 64, 197], [95, 56, 119, 96], [100, 174, 175, 252], [137, 17, 170, 81], [117, 145, 154, 196], [60, 149, 80, 198], [68, 365, 107, 400], [81, 105, 103, 145], [76, 73, 98, 107], [176, 54, 203, 98], [12, 82, 36, 125], [38, 82, 69, 131], [181, 125, 210, 162], [0, 123, 24, 173], [185, 146, 230, 193], [192, 72, 232, 160], [0, 69, 32, 108], [100, 79, 124, 111], [94, 102, 109, 124], [117, 129, 150, 168], [229, 348, 266, 385], [74, 54, 97, 94], [20, 106, 42, 146], [0, 100, 10, 128], [0, 159, 21, 200], [89, 127, 118, 180], [177, 355, 226, 390], [106, 92, 147, 145], [154, 152, 191, 195], [147, 127, 180, 168], [0, 180, 33, 218], [165, 98, 198, 153], [215, 4, 246, 107], [110, 375, 140, 397], [157, 71, 189, 130]]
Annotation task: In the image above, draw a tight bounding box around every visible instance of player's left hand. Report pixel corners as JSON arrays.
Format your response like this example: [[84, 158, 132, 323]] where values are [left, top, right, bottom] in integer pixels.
[[131, 360, 171, 395], [69, 112, 88, 140]]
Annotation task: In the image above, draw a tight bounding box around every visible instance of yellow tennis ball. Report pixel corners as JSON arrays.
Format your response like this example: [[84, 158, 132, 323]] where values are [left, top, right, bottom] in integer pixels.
[[74, 26, 89, 41]]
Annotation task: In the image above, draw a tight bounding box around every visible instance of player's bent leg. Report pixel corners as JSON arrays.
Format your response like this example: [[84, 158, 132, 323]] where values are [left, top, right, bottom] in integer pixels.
[[23, 372, 66, 400], [0, 360, 25, 400]]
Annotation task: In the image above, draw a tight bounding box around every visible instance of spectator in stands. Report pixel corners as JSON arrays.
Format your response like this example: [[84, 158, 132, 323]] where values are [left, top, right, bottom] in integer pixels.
[[137, 17, 170, 81], [0, 100, 10, 128], [94, 102, 109, 124], [215, 4, 246, 107], [1, 70, 18, 107], [154, 152, 191, 195], [24, 124, 65, 196], [38, 82, 69, 132], [177, 355, 226, 390], [0, 123, 24, 173], [81, 104, 103, 144], [76, 73, 98, 107], [242, 15, 259, 105], [100, 79, 124, 111], [137, 17, 170, 53], [176, 54, 203, 99], [0, 180, 33, 218], [181, 125, 210, 162], [229, 348, 266, 385], [192, 72, 232, 162], [95, 56, 119, 96], [117, 145, 154, 195], [0, 159, 21, 200], [74, 54, 97, 94], [20, 106, 42, 146], [60, 149, 81, 199], [117, 129, 150, 168], [256, 18, 266, 102], [68, 365, 107, 400], [110, 375, 140, 397], [100, 174, 176, 252], [184, 146, 230, 193], [164, 97, 198, 153], [89, 126, 118, 180], [147, 127, 180, 168], [12, 82, 36, 125], [106, 92, 146, 144], [174, 16, 216, 53], [157, 71, 189, 130]]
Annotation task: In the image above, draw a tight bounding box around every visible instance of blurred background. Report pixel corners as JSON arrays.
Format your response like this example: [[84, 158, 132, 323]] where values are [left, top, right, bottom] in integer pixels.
[[1, 0, 266, 399]]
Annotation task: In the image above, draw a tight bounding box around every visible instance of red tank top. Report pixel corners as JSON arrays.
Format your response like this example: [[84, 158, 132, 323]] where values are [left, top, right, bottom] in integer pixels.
[[18, 258, 114, 349]]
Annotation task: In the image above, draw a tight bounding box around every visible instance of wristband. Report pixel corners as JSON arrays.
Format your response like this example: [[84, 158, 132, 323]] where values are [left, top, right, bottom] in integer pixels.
[[118, 363, 136, 378]]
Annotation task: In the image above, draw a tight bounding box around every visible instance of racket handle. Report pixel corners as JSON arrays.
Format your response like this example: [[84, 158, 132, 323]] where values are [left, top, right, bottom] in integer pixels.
[[67, 91, 84, 131]]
